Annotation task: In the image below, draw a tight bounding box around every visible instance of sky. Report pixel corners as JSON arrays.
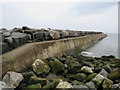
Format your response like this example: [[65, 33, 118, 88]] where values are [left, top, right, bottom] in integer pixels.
[[0, 0, 119, 33]]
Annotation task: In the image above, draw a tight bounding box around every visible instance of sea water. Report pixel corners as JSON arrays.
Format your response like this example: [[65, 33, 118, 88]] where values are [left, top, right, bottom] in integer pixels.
[[85, 33, 119, 58]]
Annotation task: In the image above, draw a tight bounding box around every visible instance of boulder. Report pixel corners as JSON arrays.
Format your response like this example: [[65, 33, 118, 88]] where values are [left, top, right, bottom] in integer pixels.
[[72, 80, 84, 85], [28, 76, 47, 86], [76, 73, 87, 82], [46, 73, 65, 81], [43, 79, 60, 88], [107, 68, 120, 80], [3, 31, 11, 37], [24, 83, 41, 88], [68, 73, 87, 82], [86, 73, 97, 82], [103, 65, 111, 73], [85, 82, 97, 90], [0, 81, 10, 89], [91, 74, 105, 88], [99, 69, 108, 77], [73, 85, 89, 89], [65, 58, 80, 73], [93, 67, 102, 73], [111, 83, 120, 89], [4, 37, 14, 50], [11, 32, 29, 47], [3, 71, 24, 88], [32, 59, 50, 75], [0, 42, 10, 55], [49, 59, 64, 74], [21, 71, 36, 83], [56, 80, 73, 88], [102, 77, 113, 89], [58, 56, 66, 63], [81, 66, 93, 74]]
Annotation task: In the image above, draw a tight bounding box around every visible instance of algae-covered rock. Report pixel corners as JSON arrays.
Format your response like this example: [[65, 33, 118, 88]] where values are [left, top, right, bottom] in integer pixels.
[[91, 74, 105, 88], [76, 73, 87, 82], [46, 73, 66, 81], [86, 73, 97, 82], [3, 71, 24, 88], [65, 56, 80, 73], [32, 59, 50, 75], [49, 59, 65, 74], [102, 77, 113, 89], [103, 65, 111, 73], [85, 82, 97, 90], [56, 80, 73, 88], [68, 73, 87, 82], [21, 71, 36, 83], [82, 61, 94, 67], [58, 56, 66, 63], [25, 83, 41, 88], [72, 80, 84, 85], [107, 68, 120, 80], [81, 66, 93, 74], [29, 76, 47, 86], [93, 67, 102, 73], [43, 79, 60, 88], [99, 69, 108, 77]]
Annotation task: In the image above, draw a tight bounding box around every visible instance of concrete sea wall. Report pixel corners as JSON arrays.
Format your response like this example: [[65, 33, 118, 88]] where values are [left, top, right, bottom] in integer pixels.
[[0, 34, 106, 77]]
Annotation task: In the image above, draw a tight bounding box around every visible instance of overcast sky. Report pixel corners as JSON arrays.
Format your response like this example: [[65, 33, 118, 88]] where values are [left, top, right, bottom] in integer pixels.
[[0, 0, 119, 33]]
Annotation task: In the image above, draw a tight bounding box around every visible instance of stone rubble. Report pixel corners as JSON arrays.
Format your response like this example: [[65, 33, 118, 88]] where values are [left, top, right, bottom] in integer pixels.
[[1, 55, 120, 90]]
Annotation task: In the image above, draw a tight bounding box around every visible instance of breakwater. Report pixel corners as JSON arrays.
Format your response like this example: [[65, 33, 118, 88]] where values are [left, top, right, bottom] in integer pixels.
[[0, 33, 106, 77]]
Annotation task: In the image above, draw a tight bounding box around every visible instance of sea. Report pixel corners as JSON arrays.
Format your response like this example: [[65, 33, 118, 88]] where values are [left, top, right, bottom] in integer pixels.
[[83, 33, 119, 58]]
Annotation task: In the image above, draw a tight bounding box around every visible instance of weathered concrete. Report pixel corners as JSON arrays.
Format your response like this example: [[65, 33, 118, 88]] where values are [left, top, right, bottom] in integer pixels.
[[0, 34, 106, 77]]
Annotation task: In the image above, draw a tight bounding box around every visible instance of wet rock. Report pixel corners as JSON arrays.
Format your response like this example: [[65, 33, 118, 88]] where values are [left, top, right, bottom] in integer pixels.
[[85, 82, 97, 90], [3, 71, 24, 88], [56, 80, 73, 88], [81, 66, 93, 74], [24, 83, 41, 88], [49, 59, 64, 74], [108, 55, 116, 59], [29, 76, 47, 86], [91, 74, 105, 88], [107, 68, 120, 80], [99, 69, 108, 77], [32, 59, 50, 75], [102, 77, 113, 89], [86, 73, 97, 82]]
